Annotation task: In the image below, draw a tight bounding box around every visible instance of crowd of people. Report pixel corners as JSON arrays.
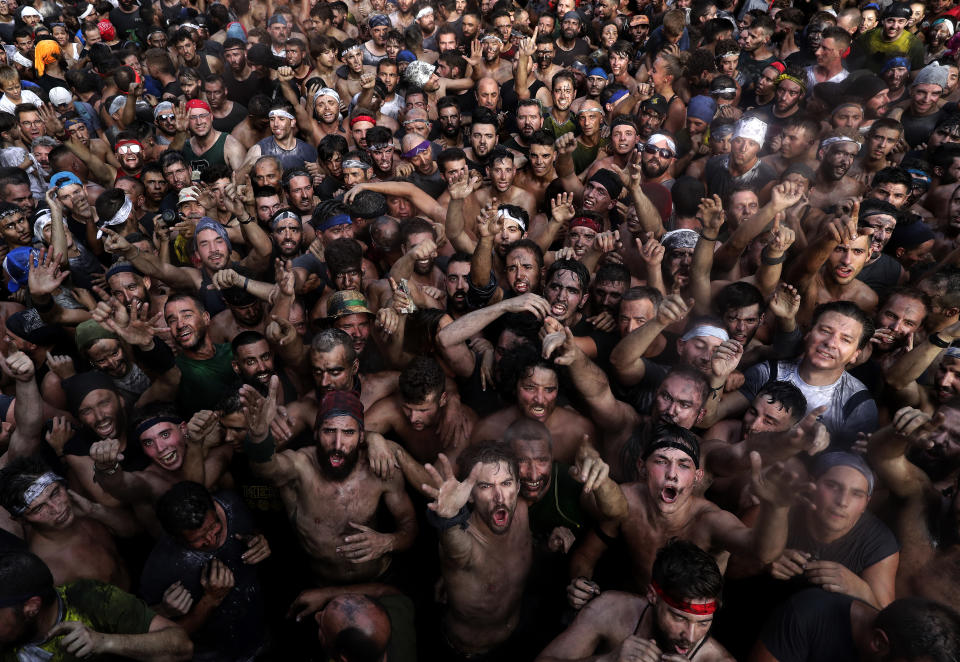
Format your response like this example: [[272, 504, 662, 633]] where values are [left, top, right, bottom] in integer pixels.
[[3, 0, 960, 659]]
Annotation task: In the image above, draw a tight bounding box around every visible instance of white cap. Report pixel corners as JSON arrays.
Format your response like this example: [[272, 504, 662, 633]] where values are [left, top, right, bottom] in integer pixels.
[[79, 3, 94, 18], [734, 116, 767, 147], [48, 87, 72, 106], [20, 6, 41, 17]]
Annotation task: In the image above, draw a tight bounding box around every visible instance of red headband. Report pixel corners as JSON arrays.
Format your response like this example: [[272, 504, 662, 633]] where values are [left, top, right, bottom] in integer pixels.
[[186, 99, 211, 113], [770, 61, 786, 74], [570, 216, 601, 233], [651, 581, 718, 615], [350, 115, 376, 127]]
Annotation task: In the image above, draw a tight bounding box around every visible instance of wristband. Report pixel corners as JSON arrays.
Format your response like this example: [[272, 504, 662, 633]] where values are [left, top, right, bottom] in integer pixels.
[[244, 431, 277, 463], [243, 277, 249, 291], [425, 504, 472, 530], [95, 462, 120, 475], [700, 233, 719, 241], [761, 248, 787, 265], [238, 215, 254, 225], [930, 333, 951, 348]]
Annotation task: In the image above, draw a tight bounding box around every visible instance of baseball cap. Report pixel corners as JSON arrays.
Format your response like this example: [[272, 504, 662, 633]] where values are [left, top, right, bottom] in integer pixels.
[[327, 290, 373, 318]]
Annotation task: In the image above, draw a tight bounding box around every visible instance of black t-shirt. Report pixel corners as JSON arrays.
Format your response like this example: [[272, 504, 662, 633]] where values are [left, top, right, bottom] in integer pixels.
[[760, 589, 858, 662], [110, 6, 144, 39], [224, 70, 263, 105], [139, 491, 266, 660], [553, 39, 592, 67], [571, 317, 618, 365], [212, 101, 248, 134], [787, 508, 899, 574]]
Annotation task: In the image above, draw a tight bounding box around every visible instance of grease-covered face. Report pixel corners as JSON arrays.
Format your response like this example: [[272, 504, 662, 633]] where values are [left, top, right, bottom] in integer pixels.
[[469, 460, 519, 533]]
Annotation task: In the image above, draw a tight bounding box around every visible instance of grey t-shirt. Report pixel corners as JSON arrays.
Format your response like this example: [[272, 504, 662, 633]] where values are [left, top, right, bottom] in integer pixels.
[[739, 358, 878, 448]]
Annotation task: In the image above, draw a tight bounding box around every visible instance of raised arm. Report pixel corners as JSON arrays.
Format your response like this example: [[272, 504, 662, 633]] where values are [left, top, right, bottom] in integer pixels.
[[707, 452, 812, 564], [713, 181, 803, 278], [546, 327, 638, 436], [886, 319, 960, 390], [346, 182, 446, 223], [610, 294, 690, 387], [102, 228, 200, 292], [240, 377, 301, 486], [867, 407, 936, 499], [690, 195, 723, 316], [0, 352, 44, 465], [422, 453, 481, 569], [64, 137, 116, 186], [444, 172, 483, 253], [569, 439, 628, 521]]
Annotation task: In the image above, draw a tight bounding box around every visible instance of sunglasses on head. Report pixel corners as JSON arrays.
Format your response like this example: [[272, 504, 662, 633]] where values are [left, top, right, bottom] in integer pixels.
[[642, 144, 674, 159]]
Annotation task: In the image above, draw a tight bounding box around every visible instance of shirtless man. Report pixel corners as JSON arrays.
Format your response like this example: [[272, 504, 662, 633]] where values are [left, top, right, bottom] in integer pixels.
[[63, 117, 122, 172], [566, 422, 808, 601], [470, 344, 595, 465], [336, 41, 376, 102], [788, 206, 878, 323], [459, 147, 537, 238], [472, 33, 513, 84], [272, 329, 399, 447], [584, 116, 640, 179], [512, 131, 558, 208], [89, 405, 231, 508], [365, 356, 476, 464], [0, 458, 132, 590], [804, 133, 865, 214], [761, 116, 818, 177], [242, 380, 416, 584], [537, 540, 735, 662], [868, 406, 960, 612], [847, 118, 903, 185], [421, 444, 534, 659]]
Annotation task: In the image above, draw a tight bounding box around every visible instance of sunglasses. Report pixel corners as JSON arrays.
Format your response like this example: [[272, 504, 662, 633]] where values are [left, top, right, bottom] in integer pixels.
[[158, 114, 175, 121], [642, 144, 674, 159], [117, 144, 142, 155]]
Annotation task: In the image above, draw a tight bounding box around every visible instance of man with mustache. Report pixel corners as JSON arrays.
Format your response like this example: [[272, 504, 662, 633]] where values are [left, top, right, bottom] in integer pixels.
[[538, 540, 735, 662], [703, 116, 778, 202], [241, 379, 417, 585], [805, 132, 865, 214], [443, 252, 471, 318], [856, 199, 905, 300], [230, 330, 298, 404]]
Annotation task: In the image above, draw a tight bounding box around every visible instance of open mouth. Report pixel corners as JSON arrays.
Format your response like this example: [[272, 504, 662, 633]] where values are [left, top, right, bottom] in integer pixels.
[[492, 507, 508, 526], [550, 303, 567, 317], [528, 405, 547, 419], [522, 479, 542, 493], [835, 267, 852, 278], [513, 280, 529, 293], [159, 449, 178, 466], [815, 349, 835, 361], [329, 452, 345, 467], [661, 486, 679, 503], [95, 421, 115, 436], [177, 329, 193, 344]]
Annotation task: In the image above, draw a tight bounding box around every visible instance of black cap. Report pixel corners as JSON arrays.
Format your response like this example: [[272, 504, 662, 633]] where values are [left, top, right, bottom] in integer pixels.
[[883, 2, 912, 19], [247, 43, 276, 67], [641, 94, 668, 115]]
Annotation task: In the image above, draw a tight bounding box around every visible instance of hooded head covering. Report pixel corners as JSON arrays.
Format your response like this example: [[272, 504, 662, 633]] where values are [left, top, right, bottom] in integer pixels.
[[193, 218, 232, 253], [913, 61, 949, 89], [34, 40, 61, 78]]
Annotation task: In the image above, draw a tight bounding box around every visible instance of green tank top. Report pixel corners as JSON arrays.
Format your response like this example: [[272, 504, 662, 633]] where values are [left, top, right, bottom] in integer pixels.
[[182, 131, 229, 172]]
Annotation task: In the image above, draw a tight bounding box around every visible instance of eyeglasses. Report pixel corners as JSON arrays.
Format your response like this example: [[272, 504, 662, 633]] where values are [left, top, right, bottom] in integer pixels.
[[158, 114, 175, 121], [642, 144, 674, 159], [189, 112, 210, 120], [117, 144, 142, 155]]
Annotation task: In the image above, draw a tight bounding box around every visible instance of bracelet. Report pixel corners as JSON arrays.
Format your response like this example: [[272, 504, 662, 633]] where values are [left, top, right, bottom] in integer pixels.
[[425, 504, 472, 531], [700, 233, 719, 241], [243, 277, 249, 291], [238, 215, 254, 225], [930, 333, 951, 348], [125, 246, 141, 261], [761, 248, 787, 265], [95, 462, 120, 476]]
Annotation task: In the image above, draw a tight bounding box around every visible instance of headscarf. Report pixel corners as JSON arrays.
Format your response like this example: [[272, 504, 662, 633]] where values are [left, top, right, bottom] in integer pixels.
[[34, 40, 60, 77]]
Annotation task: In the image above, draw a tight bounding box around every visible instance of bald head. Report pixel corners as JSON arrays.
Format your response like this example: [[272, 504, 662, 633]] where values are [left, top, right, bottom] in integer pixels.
[[401, 133, 426, 152], [476, 76, 500, 110], [317, 594, 391, 662]]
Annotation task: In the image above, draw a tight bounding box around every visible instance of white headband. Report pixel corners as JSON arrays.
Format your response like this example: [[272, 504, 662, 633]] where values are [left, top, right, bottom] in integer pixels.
[[481, 33, 503, 43], [13, 472, 62, 515], [416, 6, 434, 19], [681, 325, 730, 343], [820, 135, 859, 150], [733, 116, 767, 146], [98, 197, 133, 239], [269, 109, 296, 120], [314, 87, 341, 104], [647, 133, 677, 153], [340, 43, 362, 57], [497, 208, 527, 232], [79, 4, 94, 18], [343, 159, 371, 170]]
